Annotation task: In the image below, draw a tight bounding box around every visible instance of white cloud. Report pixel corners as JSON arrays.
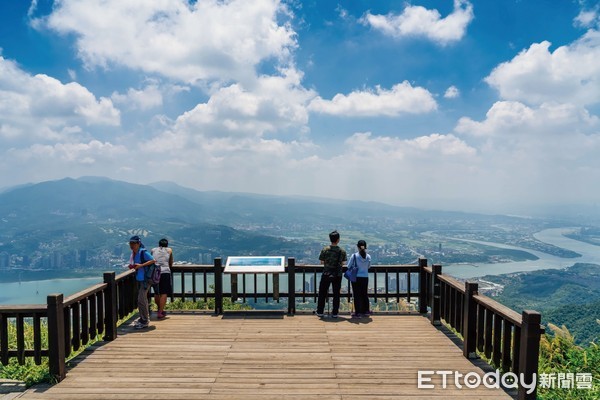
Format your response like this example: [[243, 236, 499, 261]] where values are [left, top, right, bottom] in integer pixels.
[[361, 0, 474, 45], [444, 85, 460, 99], [8, 0, 599, 213], [1, 140, 129, 184], [164, 68, 315, 143], [0, 56, 120, 142], [308, 82, 437, 117], [485, 32, 600, 106], [131, 129, 481, 208], [456, 101, 599, 138], [111, 85, 163, 111], [453, 98, 600, 207], [346, 131, 476, 158], [574, 8, 599, 28], [456, 26, 600, 207], [38, 0, 296, 85], [27, 0, 38, 19], [303, 131, 480, 208]]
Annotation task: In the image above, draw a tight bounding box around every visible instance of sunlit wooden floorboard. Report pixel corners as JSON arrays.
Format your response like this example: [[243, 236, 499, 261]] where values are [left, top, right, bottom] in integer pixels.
[[18, 313, 515, 399]]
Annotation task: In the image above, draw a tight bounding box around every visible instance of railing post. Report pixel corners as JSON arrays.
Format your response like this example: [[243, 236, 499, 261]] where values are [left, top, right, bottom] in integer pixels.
[[430, 264, 442, 325], [214, 258, 223, 315], [518, 310, 542, 400], [287, 257, 296, 315], [103, 272, 118, 341], [418, 258, 428, 314], [462, 281, 478, 358], [47, 294, 66, 382], [273, 273, 280, 301], [231, 273, 238, 303]]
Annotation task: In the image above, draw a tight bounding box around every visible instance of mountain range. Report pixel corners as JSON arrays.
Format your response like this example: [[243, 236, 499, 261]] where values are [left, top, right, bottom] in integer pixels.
[[0, 176, 578, 267], [0, 176, 441, 265], [0, 176, 501, 235]]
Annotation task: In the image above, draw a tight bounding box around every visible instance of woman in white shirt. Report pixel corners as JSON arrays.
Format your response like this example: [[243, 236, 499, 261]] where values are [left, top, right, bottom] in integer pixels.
[[151, 238, 174, 319]]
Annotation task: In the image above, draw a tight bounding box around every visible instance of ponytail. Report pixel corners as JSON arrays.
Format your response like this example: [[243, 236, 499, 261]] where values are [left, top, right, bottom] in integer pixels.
[[357, 239, 367, 258]]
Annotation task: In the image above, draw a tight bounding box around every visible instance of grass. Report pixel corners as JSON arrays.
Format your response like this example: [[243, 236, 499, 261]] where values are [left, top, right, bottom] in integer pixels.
[[0, 319, 53, 387], [0, 311, 136, 387], [537, 324, 600, 399], [440, 319, 600, 399]]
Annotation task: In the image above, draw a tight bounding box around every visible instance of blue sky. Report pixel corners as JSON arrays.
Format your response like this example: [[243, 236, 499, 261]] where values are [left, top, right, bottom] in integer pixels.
[[1, 0, 599, 214]]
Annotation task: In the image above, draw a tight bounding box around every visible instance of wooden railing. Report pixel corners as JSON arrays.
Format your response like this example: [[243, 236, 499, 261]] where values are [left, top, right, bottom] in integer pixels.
[[0, 257, 542, 399], [0, 270, 138, 381], [427, 264, 544, 400], [167, 258, 429, 315]]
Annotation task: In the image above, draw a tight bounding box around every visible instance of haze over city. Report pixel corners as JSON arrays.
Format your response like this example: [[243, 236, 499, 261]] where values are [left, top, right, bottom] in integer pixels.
[[1, 0, 599, 214]]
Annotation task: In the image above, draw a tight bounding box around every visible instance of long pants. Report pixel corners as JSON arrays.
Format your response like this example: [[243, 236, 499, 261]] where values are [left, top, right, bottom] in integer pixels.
[[137, 282, 150, 324], [351, 277, 370, 314], [317, 274, 342, 315]]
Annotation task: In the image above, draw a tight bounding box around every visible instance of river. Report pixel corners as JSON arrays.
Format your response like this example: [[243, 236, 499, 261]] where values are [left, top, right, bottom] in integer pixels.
[[0, 276, 103, 306], [444, 227, 600, 279], [1, 228, 598, 305]]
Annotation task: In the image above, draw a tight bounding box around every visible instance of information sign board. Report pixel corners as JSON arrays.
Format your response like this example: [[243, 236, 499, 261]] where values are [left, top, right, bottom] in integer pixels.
[[224, 256, 285, 273]]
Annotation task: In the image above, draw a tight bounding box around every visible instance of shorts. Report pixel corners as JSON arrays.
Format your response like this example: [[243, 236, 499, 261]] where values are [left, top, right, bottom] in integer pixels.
[[152, 273, 172, 296]]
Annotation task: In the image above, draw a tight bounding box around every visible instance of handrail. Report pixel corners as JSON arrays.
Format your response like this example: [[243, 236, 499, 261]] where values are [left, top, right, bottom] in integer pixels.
[[0, 304, 46, 313], [425, 265, 543, 400], [169, 263, 423, 306], [438, 273, 465, 293], [0, 270, 138, 382], [473, 293, 523, 327], [64, 283, 107, 307]]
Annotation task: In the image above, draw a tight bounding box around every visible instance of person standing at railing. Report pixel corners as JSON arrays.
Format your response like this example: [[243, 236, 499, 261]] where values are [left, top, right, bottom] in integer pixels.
[[316, 230, 347, 318], [128, 235, 155, 329], [151, 238, 173, 320], [350, 239, 371, 318]]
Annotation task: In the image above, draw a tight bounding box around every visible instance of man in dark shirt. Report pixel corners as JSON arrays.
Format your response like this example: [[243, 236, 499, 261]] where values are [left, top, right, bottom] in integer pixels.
[[316, 230, 347, 318]]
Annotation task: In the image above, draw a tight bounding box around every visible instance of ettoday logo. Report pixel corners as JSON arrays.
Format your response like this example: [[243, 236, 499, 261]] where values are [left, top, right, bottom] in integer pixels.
[[417, 370, 537, 394], [418, 370, 594, 393]]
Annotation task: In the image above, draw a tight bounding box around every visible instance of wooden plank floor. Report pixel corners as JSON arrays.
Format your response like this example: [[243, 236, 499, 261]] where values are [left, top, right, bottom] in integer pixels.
[[19, 314, 515, 399]]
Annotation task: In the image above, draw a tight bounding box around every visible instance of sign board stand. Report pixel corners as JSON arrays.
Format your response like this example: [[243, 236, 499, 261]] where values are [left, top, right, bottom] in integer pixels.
[[224, 256, 285, 315]]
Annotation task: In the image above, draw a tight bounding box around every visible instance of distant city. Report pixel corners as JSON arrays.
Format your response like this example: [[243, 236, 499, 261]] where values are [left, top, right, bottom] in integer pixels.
[[0, 177, 592, 279]]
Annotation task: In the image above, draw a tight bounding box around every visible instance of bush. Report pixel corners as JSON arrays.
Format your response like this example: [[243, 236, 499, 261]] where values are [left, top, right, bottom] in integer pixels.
[[0, 320, 52, 387], [538, 324, 600, 399]]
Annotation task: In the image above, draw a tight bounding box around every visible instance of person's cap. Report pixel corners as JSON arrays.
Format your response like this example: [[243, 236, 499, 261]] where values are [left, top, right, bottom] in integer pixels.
[[129, 235, 141, 244], [357, 240, 367, 248]]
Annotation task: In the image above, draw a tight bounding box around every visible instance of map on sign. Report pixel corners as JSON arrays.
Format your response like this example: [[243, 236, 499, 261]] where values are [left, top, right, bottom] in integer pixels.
[[224, 256, 285, 273]]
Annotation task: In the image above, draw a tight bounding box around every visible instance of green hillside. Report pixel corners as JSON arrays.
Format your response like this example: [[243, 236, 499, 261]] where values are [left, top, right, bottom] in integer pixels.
[[485, 263, 600, 345]]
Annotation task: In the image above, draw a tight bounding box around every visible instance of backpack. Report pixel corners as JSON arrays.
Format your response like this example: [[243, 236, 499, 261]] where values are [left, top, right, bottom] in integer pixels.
[[343, 254, 358, 282], [140, 249, 161, 285]]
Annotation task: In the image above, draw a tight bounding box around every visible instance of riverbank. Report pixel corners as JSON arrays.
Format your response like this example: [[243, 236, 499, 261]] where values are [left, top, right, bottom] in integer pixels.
[[445, 227, 600, 279]]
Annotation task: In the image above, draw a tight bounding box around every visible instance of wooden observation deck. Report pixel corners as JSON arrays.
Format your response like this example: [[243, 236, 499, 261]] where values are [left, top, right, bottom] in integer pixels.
[[17, 313, 515, 399], [1, 258, 543, 399]]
